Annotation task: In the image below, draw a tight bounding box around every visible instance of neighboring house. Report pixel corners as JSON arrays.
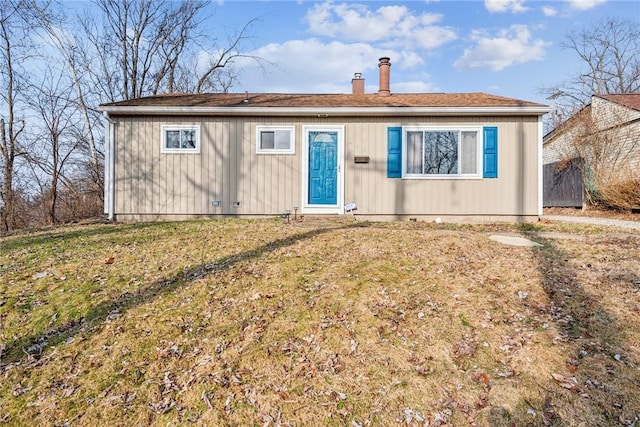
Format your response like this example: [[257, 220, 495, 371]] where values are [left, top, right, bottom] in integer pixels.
[[543, 94, 640, 207], [99, 57, 548, 222]]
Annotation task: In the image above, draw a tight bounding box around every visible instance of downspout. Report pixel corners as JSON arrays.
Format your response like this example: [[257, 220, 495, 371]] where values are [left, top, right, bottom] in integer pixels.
[[103, 112, 116, 221], [537, 116, 544, 218]]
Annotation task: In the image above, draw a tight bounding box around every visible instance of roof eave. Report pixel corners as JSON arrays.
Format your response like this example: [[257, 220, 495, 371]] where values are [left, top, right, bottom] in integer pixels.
[[98, 105, 549, 117]]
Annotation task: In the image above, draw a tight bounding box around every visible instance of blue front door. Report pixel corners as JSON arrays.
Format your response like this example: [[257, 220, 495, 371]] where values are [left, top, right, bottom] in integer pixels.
[[308, 131, 338, 205]]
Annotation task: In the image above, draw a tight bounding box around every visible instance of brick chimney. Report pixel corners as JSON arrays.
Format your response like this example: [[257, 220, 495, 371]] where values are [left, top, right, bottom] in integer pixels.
[[378, 57, 391, 97], [351, 73, 364, 95]]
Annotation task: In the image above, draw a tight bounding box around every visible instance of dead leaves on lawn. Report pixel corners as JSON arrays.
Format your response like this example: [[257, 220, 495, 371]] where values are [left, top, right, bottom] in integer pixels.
[[2, 221, 640, 426]]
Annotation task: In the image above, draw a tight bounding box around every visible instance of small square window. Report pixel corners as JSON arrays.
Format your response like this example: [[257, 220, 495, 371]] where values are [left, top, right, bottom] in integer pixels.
[[257, 126, 295, 154], [161, 125, 200, 154]]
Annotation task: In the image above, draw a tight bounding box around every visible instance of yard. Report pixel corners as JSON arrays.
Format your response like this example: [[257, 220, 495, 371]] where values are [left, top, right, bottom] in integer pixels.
[[1, 218, 639, 426]]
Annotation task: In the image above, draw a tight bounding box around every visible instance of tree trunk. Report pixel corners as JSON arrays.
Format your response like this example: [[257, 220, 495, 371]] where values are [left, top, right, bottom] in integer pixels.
[[1, 157, 14, 232], [0, 16, 17, 232]]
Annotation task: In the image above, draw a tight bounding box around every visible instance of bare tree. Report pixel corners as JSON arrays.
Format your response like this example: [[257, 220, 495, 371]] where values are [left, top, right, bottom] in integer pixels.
[[0, 0, 264, 230], [541, 18, 640, 209], [547, 100, 640, 209], [542, 17, 640, 123], [82, 3, 263, 107], [32, 4, 102, 187], [80, 0, 262, 101], [26, 70, 83, 225], [0, 0, 31, 231], [192, 19, 263, 93]]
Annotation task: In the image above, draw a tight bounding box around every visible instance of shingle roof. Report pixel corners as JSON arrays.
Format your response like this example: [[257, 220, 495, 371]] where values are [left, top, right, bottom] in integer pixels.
[[102, 92, 546, 109], [544, 93, 640, 142], [597, 93, 640, 112]]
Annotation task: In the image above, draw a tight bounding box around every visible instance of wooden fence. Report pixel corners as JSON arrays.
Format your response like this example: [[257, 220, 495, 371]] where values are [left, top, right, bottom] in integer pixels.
[[543, 158, 584, 208]]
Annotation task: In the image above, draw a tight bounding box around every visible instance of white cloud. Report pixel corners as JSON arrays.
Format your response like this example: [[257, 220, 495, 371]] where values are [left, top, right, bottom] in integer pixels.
[[568, 0, 607, 10], [233, 38, 433, 93], [219, 2, 453, 94], [484, 0, 529, 13], [454, 25, 549, 71], [542, 6, 558, 16], [234, 39, 377, 93], [393, 80, 438, 93], [397, 51, 424, 69], [304, 1, 456, 50]]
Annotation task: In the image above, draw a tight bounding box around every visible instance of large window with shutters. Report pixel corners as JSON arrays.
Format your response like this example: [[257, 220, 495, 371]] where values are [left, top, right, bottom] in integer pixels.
[[387, 126, 498, 179], [403, 127, 482, 178]]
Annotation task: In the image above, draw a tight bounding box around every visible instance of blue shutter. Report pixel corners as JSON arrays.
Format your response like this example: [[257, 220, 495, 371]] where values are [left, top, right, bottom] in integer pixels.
[[387, 127, 402, 178], [483, 126, 498, 178]]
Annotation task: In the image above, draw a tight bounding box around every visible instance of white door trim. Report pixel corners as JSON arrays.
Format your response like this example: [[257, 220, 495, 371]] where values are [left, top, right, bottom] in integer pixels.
[[301, 125, 345, 214]]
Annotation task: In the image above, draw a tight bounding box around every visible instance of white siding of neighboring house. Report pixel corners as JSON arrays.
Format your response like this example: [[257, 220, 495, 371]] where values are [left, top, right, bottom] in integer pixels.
[[543, 125, 580, 165], [592, 96, 640, 130], [544, 98, 640, 171], [592, 97, 640, 173]]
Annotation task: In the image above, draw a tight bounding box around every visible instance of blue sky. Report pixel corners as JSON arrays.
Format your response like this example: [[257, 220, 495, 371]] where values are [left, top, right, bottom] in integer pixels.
[[206, 0, 639, 105]]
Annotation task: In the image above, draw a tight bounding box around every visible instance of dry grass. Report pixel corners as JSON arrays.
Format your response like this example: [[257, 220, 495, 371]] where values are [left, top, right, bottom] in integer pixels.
[[1, 218, 639, 426], [598, 173, 640, 211], [544, 207, 640, 222]]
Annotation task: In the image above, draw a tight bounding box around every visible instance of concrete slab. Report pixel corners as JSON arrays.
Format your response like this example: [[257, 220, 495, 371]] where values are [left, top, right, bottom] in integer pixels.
[[533, 232, 586, 241], [489, 234, 543, 247], [544, 215, 640, 231]]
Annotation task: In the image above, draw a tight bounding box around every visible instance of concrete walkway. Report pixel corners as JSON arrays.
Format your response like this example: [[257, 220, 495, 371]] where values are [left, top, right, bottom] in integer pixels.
[[489, 234, 543, 247], [544, 215, 640, 231]]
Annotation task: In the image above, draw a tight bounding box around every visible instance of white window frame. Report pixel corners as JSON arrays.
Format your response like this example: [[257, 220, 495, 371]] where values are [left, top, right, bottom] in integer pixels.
[[256, 126, 295, 154], [161, 125, 200, 154], [402, 126, 483, 179]]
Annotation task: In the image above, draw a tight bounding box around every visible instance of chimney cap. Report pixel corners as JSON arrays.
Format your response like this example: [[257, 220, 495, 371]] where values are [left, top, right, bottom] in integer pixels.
[[354, 72, 362, 79], [378, 57, 391, 65]]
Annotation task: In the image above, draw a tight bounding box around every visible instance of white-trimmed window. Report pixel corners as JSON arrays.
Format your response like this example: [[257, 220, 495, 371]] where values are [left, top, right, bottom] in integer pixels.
[[257, 126, 295, 154], [403, 127, 482, 178], [161, 125, 200, 154]]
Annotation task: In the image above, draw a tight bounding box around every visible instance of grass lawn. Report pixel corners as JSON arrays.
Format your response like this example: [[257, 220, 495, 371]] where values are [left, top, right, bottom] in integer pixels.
[[1, 218, 639, 426]]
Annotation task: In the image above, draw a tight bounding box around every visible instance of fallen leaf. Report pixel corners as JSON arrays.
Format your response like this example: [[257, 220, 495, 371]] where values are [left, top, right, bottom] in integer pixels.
[[330, 391, 347, 401], [147, 397, 175, 414], [551, 373, 578, 390], [477, 372, 490, 385], [201, 391, 214, 409], [12, 384, 31, 397], [61, 385, 78, 398]]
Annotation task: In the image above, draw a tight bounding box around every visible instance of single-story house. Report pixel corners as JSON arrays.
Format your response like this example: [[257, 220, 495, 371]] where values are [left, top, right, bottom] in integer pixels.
[[99, 57, 548, 222], [543, 94, 640, 208]]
